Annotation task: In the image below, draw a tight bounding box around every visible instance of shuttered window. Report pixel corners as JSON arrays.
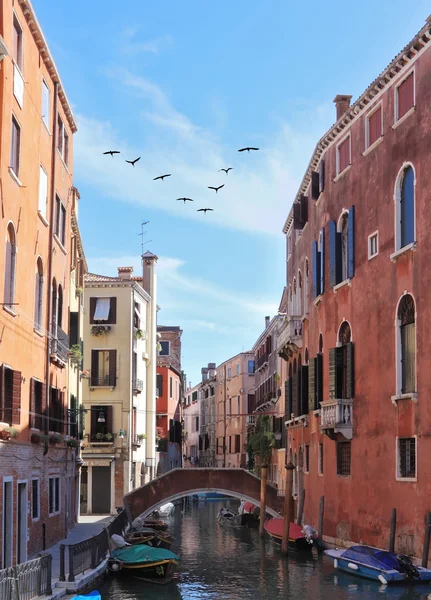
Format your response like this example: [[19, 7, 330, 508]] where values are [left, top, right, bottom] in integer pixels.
[[329, 342, 354, 400], [38, 166, 48, 218], [312, 229, 325, 299], [42, 80, 50, 130], [337, 136, 351, 174], [89, 297, 117, 324], [34, 259, 44, 331], [91, 349, 117, 387], [398, 294, 416, 394], [30, 378, 44, 430], [318, 443, 324, 475], [10, 116, 21, 177], [308, 358, 316, 412], [400, 166, 415, 249], [329, 207, 355, 287], [396, 72, 414, 121], [367, 106, 382, 147], [13, 16, 23, 71]]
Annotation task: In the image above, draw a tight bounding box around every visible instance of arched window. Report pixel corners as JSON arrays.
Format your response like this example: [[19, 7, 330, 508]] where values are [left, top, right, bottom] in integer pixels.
[[397, 294, 416, 394], [304, 259, 309, 315], [340, 213, 349, 282], [338, 322, 352, 399], [396, 165, 415, 250], [4, 224, 17, 309], [57, 285, 63, 329], [298, 271, 302, 315], [34, 258, 44, 331], [51, 279, 57, 337]]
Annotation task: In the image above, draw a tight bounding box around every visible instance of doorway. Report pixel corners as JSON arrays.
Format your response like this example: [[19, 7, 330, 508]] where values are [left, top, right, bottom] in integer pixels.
[[92, 466, 111, 514], [17, 481, 28, 563], [2, 479, 13, 567]]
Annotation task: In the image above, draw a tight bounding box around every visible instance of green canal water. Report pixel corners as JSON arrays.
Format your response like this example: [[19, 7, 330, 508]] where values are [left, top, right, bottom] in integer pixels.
[[98, 499, 431, 600]]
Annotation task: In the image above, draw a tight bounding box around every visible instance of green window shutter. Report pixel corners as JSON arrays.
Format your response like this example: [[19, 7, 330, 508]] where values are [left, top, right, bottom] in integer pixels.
[[346, 342, 354, 398], [301, 365, 309, 415], [316, 353, 323, 409], [329, 348, 339, 399], [292, 372, 298, 417], [308, 358, 316, 412]]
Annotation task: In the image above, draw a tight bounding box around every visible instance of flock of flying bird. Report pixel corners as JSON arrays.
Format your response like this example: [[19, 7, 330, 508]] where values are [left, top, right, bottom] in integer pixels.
[[102, 146, 260, 214]]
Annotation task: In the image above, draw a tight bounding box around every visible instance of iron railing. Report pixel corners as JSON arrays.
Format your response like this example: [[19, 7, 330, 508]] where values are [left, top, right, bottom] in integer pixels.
[[0, 554, 52, 600], [50, 326, 69, 362], [89, 375, 116, 387], [133, 378, 143, 392]]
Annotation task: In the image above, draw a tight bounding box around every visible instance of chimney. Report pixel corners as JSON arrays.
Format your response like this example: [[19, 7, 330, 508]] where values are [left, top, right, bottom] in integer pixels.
[[141, 251, 159, 297], [208, 362, 216, 378], [117, 266, 133, 280], [201, 367, 209, 382], [265, 316, 270, 329], [333, 95, 353, 121]]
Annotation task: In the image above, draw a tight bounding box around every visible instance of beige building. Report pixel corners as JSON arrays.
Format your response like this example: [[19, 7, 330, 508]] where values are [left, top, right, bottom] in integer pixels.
[[81, 253, 158, 514]]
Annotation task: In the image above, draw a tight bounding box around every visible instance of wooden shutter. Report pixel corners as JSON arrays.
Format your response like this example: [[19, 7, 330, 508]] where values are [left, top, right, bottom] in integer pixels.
[[293, 202, 302, 230], [109, 350, 117, 386], [41, 383, 47, 432], [308, 358, 316, 412], [320, 228, 325, 295], [106, 406, 113, 434], [89, 298, 97, 324], [368, 107, 382, 146], [397, 73, 414, 119], [297, 367, 302, 416], [108, 297, 117, 324], [300, 195, 308, 225], [11, 370, 21, 425], [301, 365, 309, 415], [319, 159, 325, 194], [292, 370, 298, 417], [60, 391, 66, 434], [91, 407, 98, 436], [287, 378, 293, 418], [347, 205, 355, 279], [34, 273, 40, 327], [346, 342, 355, 399], [329, 348, 344, 400], [312, 241, 318, 299], [30, 377, 36, 429], [329, 220, 338, 288], [69, 312, 79, 346], [91, 349, 99, 385], [4, 242, 12, 306], [316, 353, 323, 409], [284, 380, 289, 417], [311, 171, 320, 200]]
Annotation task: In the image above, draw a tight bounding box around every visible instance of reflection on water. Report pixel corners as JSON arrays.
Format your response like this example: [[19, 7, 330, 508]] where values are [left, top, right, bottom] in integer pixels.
[[99, 499, 431, 600]]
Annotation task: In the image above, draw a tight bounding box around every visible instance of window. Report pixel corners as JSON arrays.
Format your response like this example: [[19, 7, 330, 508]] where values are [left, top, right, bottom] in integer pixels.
[[10, 116, 21, 177], [247, 360, 255, 374], [287, 229, 292, 259], [329, 322, 354, 400], [32, 479, 40, 520], [396, 72, 414, 122], [312, 229, 325, 298], [368, 231, 378, 259], [48, 477, 60, 515], [90, 405, 113, 440], [304, 445, 310, 472], [34, 258, 44, 331], [397, 437, 416, 479], [0, 367, 14, 424], [4, 224, 17, 310], [336, 135, 351, 175], [236, 363, 240, 375], [318, 443, 324, 475], [170, 376, 173, 398], [192, 391, 198, 402], [235, 434, 241, 454], [156, 373, 163, 397], [329, 207, 355, 286], [89, 297, 117, 324], [38, 166, 48, 219], [30, 378, 44, 430], [49, 387, 64, 433], [55, 195, 66, 246], [227, 368, 232, 379], [337, 442, 351, 476], [90, 349, 117, 387], [194, 416, 199, 432], [395, 165, 415, 251], [57, 117, 69, 165], [13, 16, 23, 71], [42, 80, 50, 129], [366, 105, 382, 148], [397, 294, 416, 394], [159, 341, 170, 356]]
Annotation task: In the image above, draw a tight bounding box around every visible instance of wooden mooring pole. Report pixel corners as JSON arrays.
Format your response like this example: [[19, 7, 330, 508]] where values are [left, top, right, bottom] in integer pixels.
[[281, 462, 295, 556], [297, 488, 305, 525], [389, 508, 396, 553], [422, 512, 431, 568], [259, 465, 268, 537]]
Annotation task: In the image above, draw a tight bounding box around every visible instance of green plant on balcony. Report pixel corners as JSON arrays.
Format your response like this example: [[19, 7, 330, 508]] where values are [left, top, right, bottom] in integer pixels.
[[68, 344, 82, 368], [246, 415, 275, 469], [137, 433, 147, 442], [90, 325, 110, 337], [96, 432, 113, 442], [75, 286, 83, 296], [134, 328, 144, 340], [157, 437, 168, 452], [67, 438, 80, 448], [49, 433, 63, 445], [3, 426, 19, 438]]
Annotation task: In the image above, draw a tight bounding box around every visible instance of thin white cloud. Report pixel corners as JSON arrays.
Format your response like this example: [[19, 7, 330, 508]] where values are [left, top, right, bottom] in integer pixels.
[[119, 29, 174, 55]]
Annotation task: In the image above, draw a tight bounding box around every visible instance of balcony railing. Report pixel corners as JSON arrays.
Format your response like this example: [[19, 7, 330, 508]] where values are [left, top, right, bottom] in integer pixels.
[[246, 415, 256, 425], [133, 378, 143, 393], [257, 352, 269, 369], [50, 326, 69, 363], [320, 399, 353, 440], [90, 375, 116, 387], [278, 316, 302, 359]]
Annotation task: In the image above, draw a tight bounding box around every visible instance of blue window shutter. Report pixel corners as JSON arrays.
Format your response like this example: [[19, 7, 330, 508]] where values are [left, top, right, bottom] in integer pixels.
[[400, 166, 415, 247], [348, 205, 355, 278], [320, 228, 325, 295], [312, 241, 318, 298], [329, 220, 337, 288]]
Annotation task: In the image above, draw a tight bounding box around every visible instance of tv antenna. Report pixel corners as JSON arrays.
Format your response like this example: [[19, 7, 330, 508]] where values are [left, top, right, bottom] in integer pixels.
[[137, 221, 151, 253]]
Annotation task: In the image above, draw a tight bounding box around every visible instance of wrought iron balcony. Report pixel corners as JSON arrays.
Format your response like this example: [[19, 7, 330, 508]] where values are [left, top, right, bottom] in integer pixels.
[[50, 326, 69, 363], [278, 316, 303, 360], [89, 375, 116, 387], [257, 352, 269, 369], [133, 378, 143, 394], [320, 399, 353, 440]]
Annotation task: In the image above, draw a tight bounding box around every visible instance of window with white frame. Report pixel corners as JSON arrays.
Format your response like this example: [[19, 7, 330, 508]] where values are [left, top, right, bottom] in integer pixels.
[[55, 195, 66, 246], [236, 363, 240, 375], [368, 231, 378, 259], [227, 367, 232, 379], [336, 134, 351, 176], [10, 115, 21, 177], [397, 437, 416, 479], [38, 165, 48, 219], [34, 258, 44, 331], [57, 116, 69, 166], [42, 80, 50, 130], [48, 477, 60, 515], [4, 223, 17, 310], [397, 294, 416, 395], [159, 341, 170, 356], [32, 479, 40, 520], [12, 15, 23, 71], [395, 71, 414, 122], [365, 104, 382, 149], [395, 164, 415, 251]]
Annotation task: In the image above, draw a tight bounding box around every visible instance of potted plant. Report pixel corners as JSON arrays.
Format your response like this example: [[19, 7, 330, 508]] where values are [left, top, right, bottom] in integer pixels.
[[67, 439, 79, 448], [104, 433, 113, 442], [137, 433, 146, 442], [134, 328, 144, 340], [3, 426, 19, 438], [96, 432, 105, 441], [68, 344, 83, 368], [75, 286, 83, 296], [156, 342, 162, 352], [49, 433, 63, 444], [90, 325, 110, 337]]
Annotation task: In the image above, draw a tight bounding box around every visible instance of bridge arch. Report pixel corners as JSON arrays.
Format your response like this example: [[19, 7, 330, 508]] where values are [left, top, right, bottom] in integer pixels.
[[124, 468, 284, 521]]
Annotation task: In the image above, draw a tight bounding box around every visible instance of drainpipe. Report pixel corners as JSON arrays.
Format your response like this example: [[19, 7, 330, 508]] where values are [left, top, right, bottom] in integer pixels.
[[44, 82, 59, 435], [223, 365, 227, 468]]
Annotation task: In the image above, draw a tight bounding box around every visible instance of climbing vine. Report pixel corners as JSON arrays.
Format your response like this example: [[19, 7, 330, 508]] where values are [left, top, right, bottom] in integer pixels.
[[246, 415, 275, 469]]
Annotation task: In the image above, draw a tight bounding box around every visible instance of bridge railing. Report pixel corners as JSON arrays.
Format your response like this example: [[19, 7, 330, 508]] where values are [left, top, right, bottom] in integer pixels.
[[0, 554, 52, 600]]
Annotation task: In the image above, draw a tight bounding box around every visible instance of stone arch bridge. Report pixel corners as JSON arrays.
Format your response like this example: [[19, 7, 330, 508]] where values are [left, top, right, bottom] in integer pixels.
[[123, 468, 284, 521]]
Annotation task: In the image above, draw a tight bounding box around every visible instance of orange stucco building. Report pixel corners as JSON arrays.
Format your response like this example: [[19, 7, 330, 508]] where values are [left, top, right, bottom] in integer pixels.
[[0, 0, 82, 566]]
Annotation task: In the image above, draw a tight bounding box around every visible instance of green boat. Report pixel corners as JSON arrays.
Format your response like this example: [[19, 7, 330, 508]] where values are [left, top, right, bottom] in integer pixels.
[[108, 544, 180, 584]]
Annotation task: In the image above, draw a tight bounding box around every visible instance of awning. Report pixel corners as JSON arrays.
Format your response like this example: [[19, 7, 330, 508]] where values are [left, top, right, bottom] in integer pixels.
[[94, 298, 110, 320]]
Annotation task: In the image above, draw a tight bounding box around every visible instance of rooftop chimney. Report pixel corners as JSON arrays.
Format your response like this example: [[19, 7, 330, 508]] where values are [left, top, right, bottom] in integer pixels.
[[201, 367, 209, 382], [117, 266, 133, 280], [208, 362, 216, 378], [333, 95, 353, 121], [265, 316, 270, 329], [141, 251, 158, 297]]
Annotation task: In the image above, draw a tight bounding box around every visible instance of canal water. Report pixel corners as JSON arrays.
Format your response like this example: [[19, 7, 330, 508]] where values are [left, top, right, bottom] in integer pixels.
[[99, 499, 431, 600]]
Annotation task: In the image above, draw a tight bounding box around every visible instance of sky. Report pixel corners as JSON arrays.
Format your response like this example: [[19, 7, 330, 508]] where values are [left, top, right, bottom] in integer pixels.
[[33, 0, 429, 385]]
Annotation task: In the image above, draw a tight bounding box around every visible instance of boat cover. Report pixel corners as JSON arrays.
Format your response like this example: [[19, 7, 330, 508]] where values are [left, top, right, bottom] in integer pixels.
[[264, 519, 305, 539], [72, 592, 101, 600], [243, 502, 255, 513], [112, 544, 179, 564], [342, 546, 400, 571]]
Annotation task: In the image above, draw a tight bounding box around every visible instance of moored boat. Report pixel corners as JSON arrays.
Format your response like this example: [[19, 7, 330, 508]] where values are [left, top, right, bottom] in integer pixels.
[[217, 507, 259, 528], [325, 545, 431, 585], [264, 518, 317, 551], [108, 544, 180, 584], [71, 592, 101, 600], [157, 502, 175, 517], [125, 527, 175, 549]]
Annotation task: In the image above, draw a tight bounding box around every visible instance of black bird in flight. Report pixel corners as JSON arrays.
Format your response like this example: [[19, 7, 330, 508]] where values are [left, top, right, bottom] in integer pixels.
[[208, 185, 224, 194], [197, 208, 214, 213], [177, 197, 194, 203], [103, 150, 120, 157], [153, 174, 171, 181], [219, 168, 233, 174], [126, 157, 141, 167], [238, 147, 259, 153]]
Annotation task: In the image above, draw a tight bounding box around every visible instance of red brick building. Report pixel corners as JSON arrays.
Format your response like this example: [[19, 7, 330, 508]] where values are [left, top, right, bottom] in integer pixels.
[[281, 16, 431, 561]]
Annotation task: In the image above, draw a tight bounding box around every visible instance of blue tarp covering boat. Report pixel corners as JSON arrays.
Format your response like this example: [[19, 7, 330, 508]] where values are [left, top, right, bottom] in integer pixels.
[[72, 592, 101, 600]]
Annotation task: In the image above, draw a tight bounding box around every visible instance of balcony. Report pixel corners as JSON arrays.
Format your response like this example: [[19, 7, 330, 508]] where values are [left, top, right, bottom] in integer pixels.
[[278, 316, 302, 360], [257, 352, 269, 370], [50, 326, 69, 365], [246, 415, 255, 425], [133, 378, 143, 394], [320, 399, 353, 440], [89, 375, 116, 388]]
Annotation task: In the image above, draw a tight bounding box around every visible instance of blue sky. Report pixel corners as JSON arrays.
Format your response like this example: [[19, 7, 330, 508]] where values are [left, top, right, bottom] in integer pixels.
[[34, 0, 429, 384]]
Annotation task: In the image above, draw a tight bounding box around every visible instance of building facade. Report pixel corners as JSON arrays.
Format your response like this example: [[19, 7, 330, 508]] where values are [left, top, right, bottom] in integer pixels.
[[281, 15, 431, 560], [156, 364, 182, 473], [0, 0, 81, 565], [199, 364, 217, 467], [183, 381, 201, 466], [81, 256, 157, 514]]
